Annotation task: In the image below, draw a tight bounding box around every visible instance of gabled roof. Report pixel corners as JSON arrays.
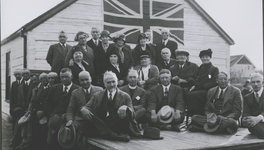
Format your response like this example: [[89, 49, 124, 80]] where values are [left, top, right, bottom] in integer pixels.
[[230, 54, 256, 68], [1, 0, 235, 46]]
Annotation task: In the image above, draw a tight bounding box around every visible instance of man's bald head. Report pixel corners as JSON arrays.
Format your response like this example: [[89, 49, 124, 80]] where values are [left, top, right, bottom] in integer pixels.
[[79, 71, 91, 79], [79, 71, 92, 89]]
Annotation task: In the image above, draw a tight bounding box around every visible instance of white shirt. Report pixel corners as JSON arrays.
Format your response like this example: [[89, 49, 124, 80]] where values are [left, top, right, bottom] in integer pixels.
[[218, 86, 228, 97], [162, 38, 169, 45], [141, 46, 146, 50], [141, 65, 150, 80], [179, 63, 185, 69], [24, 79, 31, 86], [83, 86, 91, 94], [63, 82, 72, 93], [255, 87, 263, 98], [162, 84, 171, 94], [164, 59, 170, 65], [93, 39, 99, 45], [17, 78, 23, 84], [107, 89, 117, 100], [128, 85, 137, 90], [60, 43, 66, 47]]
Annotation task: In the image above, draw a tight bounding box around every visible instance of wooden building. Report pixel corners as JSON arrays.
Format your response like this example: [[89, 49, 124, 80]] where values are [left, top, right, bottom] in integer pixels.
[[1, 0, 234, 100]]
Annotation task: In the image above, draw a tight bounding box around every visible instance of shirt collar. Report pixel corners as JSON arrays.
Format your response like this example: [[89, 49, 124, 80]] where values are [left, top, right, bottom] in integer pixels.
[[63, 82, 73, 93], [25, 79, 31, 84], [164, 59, 170, 64], [219, 85, 229, 93], [179, 63, 185, 68], [60, 43, 66, 47], [162, 84, 171, 91], [128, 85, 137, 90], [255, 87, 263, 97], [93, 39, 98, 44], [83, 86, 91, 93], [162, 38, 169, 45], [107, 89, 117, 99]]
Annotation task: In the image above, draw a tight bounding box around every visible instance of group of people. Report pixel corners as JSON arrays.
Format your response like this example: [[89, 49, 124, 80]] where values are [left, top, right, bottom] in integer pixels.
[[8, 27, 264, 150]]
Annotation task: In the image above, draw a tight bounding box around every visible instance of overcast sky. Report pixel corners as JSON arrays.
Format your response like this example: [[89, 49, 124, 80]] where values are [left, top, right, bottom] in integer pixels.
[[1, 0, 263, 70]]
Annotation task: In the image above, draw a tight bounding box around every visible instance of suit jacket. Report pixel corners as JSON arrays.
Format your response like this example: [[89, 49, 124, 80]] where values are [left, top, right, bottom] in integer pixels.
[[157, 58, 177, 71], [84, 89, 135, 119], [205, 85, 242, 120], [69, 61, 94, 86], [10, 80, 23, 111], [134, 65, 159, 89], [132, 44, 156, 66], [169, 61, 199, 89], [66, 86, 103, 122], [44, 83, 79, 117], [148, 84, 185, 112], [243, 91, 264, 118], [65, 44, 95, 75], [46, 43, 72, 75], [86, 39, 102, 52], [155, 40, 178, 65], [17, 80, 36, 110], [119, 85, 146, 109], [109, 44, 134, 69]]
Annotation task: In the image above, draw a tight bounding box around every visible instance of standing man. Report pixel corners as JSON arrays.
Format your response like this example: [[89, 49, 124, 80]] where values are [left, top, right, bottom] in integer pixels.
[[190, 72, 242, 134], [10, 69, 23, 115], [86, 27, 102, 51], [44, 68, 79, 150], [46, 31, 72, 78], [147, 69, 185, 131], [80, 71, 141, 142], [155, 28, 178, 65], [156, 48, 177, 71], [120, 69, 147, 124], [242, 73, 264, 139]]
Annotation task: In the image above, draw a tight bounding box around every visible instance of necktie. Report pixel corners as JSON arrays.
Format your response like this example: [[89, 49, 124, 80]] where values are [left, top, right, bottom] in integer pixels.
[[64, 86, 68, 95], [18, 80, 20, 85], [165, 61, 169, 66], [163, 41, 166, 47], [109, 92, 113, 101], [255, 93, 260, 103], [94, 40, 98, 46], [61, 44, 66, 56], [164, 87, 168, 97], [85, 89, 90, 102], [179, 65, 183, 70], [219, 89, 224, 99]]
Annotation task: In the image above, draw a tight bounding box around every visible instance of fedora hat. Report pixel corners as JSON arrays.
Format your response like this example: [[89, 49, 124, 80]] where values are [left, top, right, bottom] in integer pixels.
[[10, 104, 24, 117], [18, 111, 31, 125], [143, 127, 163, 140], [36, 111, 47, 124], [48, 114, 65, 134], [204, 113, 222, 133], [58, 124, 76, 148], [157, 105, 175, 124]]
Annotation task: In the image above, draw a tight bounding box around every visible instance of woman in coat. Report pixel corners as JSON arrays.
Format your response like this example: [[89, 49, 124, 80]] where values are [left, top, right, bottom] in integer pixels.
[[185, 49, 219, 116]]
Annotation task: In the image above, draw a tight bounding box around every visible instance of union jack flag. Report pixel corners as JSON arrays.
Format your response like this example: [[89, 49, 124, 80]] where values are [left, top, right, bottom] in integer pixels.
[[103, 0, 184, 45]]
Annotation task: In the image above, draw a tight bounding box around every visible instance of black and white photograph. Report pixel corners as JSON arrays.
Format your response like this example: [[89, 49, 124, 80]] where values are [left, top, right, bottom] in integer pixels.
[[1, 0, 263, 150]]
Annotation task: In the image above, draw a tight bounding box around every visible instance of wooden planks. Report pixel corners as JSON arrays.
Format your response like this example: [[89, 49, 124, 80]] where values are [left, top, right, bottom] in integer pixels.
[[87, 128, 264, 150]]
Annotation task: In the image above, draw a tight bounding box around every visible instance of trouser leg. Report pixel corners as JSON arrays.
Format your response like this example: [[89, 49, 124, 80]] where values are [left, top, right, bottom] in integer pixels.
[[248, 122, 264, 138], [135, 108, 147, 123]]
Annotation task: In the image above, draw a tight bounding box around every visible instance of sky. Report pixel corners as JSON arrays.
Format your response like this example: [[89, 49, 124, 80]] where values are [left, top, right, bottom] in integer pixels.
[[1, 0, 263, 70]]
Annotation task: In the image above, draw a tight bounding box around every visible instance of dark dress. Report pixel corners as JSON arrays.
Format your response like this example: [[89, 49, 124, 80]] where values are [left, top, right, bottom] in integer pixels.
[[133, 44, 156, 66], [185, 62, 219, 116]]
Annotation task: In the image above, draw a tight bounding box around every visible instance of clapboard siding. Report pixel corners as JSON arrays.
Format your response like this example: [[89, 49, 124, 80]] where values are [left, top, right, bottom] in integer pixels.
[[1, 37, 24, 100]]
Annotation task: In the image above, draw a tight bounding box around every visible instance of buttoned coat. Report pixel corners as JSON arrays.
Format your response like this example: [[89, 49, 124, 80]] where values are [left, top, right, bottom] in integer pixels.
[[205, 85, 242, 120], [86, 39, 102, 52], [46, 43, 72, 75], [66, 86, 103, 122], [155, 40, 178, 65], [17, 80, 36, 110], [147, 84, 185, 113], [10, 80, 23, 112], [243, 91, 264, 118], [119, 85, 146, 109]]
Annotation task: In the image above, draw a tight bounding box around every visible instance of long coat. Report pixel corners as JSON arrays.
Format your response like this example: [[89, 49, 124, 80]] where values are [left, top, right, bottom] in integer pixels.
[[66, 86, 103, 122], [148, 84, 185, 113], [243, 91, 264, 118], [119, 85, 146, 109], [17, 80, 36, 110], [155, 40, 178, 65], [134, 65, 159, 90], [169, 61, 199, 89], [132, 44, 156, 66], [10, 80, 23, 113], [205, 85, 242, 120], [46, 43, 72, 75]]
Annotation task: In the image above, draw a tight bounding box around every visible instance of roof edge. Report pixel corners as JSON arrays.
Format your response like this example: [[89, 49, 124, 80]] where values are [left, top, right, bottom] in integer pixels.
[[1, 0, 78, 46], [186, 0, 235, 45]]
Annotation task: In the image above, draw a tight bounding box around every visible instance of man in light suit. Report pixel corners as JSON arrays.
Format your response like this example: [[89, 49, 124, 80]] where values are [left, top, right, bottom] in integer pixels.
[[147, 69, 185, 131], [86, 27, 102, 51], [190, 72, 242, 134], [155, 28, 178, 65], [242, 73, 264, 139], [46, 31, 72, 78], [156, 48, 177, 71], [120, 69, 147, 123], [44, 68, 79, 150], [80, 71, 141, 142]]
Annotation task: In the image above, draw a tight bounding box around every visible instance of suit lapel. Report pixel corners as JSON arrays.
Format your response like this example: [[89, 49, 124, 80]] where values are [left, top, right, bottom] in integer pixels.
[[209, 87, 218, 102], [115, 89, 122, 108], [259, 92, 264, 110], [158, 85, 163, 103], [78, 88, 86, 105], [223, 86, 232, 106], [167, 85, 173, 104], [56, 43, 64, 56]]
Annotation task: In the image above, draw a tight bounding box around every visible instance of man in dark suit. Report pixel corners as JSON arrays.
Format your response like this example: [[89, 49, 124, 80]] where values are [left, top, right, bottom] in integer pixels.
[[242, 73, 264, 139], [157, 48, 177, 71], [46, 31, 72, 79], [44, 68, 79, 150], [120, 69, 146, 123], [86, 27, 102, 51], [80, 71, 141, 142], [14, 69, 37, 149], [155, 28, 178, 65], [190, 72, 242, 134], [170, 49, 199, 91], [147, 69, 185, 131]]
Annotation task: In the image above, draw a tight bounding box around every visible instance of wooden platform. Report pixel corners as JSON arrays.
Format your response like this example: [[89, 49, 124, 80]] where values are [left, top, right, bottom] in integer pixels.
[[87, 128, 264, 150]]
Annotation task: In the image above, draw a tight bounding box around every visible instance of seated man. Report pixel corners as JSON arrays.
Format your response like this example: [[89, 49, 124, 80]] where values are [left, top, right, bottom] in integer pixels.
[[80, 71, 141, 142], [156, 48, 177, 71], [190, 72, 242, 134], [120, 69, 147, 124], [66, 71, 103, 149], [242, 73, 264, 139], [147, 69, 185, 131]]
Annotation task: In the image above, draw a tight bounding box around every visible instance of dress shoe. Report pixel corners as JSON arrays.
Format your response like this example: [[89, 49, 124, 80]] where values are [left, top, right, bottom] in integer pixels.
[[116, 133, 130, 142], [171, 125, 181, 132], [188, 124, 204, 132]]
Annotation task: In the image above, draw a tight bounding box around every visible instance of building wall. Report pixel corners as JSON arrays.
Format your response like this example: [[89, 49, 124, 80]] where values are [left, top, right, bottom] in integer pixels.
[[1, 37, 24, 100], [231, 64, 256, 78]]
